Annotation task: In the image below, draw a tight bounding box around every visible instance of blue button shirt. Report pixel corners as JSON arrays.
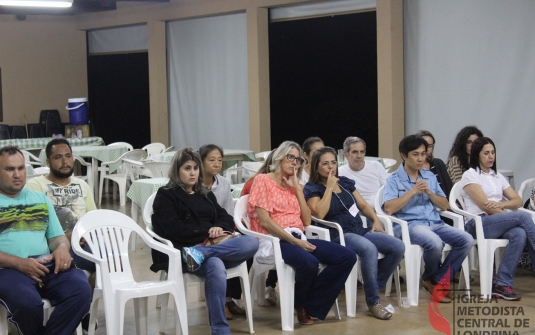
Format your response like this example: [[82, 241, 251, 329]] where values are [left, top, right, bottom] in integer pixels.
[[382, 163, 446, 231]]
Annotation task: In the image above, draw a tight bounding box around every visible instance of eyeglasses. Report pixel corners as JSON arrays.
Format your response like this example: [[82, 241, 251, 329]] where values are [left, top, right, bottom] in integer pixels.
[[320, 161, 338, 167], [286, 154, 304, 165]]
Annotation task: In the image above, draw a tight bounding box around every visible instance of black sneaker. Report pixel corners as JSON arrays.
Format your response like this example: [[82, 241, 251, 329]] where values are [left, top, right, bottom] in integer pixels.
[[492, 284, 521, 301]]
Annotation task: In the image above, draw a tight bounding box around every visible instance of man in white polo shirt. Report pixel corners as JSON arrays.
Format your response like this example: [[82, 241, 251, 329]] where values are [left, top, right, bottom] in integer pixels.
[[338, 136, 387, 207]]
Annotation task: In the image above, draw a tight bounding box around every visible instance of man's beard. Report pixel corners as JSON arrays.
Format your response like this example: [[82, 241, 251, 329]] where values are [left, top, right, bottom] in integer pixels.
[[50, 166, 74, 179]]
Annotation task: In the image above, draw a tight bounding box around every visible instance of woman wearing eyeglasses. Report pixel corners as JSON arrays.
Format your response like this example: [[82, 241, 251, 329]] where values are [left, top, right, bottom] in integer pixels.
[[247, 141, 356, 325], [304, 146, 404, 320]]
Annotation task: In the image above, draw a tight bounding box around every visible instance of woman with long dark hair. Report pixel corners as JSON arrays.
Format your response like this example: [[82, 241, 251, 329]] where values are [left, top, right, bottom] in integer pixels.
[[460, 137, 535, 301], [447, 126, 484, 183], [151, 148, 258, 334], [300, 137, 324, 185], [304, 146, 404, 320]]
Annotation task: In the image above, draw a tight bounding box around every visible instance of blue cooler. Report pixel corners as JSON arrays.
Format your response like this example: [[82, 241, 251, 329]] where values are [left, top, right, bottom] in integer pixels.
[[66, 98, 89, 125]]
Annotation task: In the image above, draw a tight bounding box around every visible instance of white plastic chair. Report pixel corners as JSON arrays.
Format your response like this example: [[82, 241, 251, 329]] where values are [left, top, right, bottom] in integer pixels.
[[140, 161, 171, 178], [311, 214, 401, 317], [517, 178, 535, 208], [234, 195, 340, 331], [449, 182, 509, 298], [27, 166, 50, 180], [98, 149, 147, 206], [224, 165, 248, 185], [0, 299, 82, 335], [73, 154, 94, 194], [243, 162, 263, 175], [255, 151, 272, 161], [107, 142, 133, 151], [375, 186, 470, 306], [71, 209, 188, 335], [142, 193, 254, 334], [162, 145, 175, 153], [21, 149, 42, 167], [142, 143, 166, 157], [382, 158, 397, 172]]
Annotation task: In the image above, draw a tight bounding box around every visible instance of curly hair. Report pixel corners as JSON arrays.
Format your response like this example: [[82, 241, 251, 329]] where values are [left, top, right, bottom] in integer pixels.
[[447, 126, 484, 172]]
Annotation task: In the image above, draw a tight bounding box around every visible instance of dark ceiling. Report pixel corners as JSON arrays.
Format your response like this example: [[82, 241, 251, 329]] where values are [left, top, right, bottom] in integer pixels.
[[0, 0, 169, 16]]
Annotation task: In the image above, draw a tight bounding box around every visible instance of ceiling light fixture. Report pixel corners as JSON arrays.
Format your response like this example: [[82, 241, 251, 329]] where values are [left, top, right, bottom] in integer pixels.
[[0, 0, 73, 8]]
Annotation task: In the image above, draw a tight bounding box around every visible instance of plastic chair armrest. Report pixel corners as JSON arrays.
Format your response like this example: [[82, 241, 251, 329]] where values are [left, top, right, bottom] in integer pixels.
[[305, 225, 330, 241]]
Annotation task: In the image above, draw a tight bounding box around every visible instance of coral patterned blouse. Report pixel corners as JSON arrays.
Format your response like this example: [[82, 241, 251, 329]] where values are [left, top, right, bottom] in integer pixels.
[[247, 174, 305, 235]]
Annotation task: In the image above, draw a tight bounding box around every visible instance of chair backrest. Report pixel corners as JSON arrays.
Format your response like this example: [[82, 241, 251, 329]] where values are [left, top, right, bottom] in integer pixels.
[[33, 166, 50, 175], [255, 151, 272, 161], [243, 162, 263, 174], [517, 178, 535, 204], [162, 145, 175, 153], [382, 158, 397, 172], [374, 186, 385, 215], [118, 149, 147, 173], [0, 125, 10, 140], [142, 143, 166, 157], [10, 125, 27, 139], [233, 195, 251, 232], [142, 161, 171, 178], [72, 210, 139, 283], [449, 182, 470, 213], [73, 154, 92, 184], [21, 149, 42, 166], [108, 142, 133, 151], [143, 192, 174, 247], [27, 124, 44, 138], [224, 165, 247, 184]]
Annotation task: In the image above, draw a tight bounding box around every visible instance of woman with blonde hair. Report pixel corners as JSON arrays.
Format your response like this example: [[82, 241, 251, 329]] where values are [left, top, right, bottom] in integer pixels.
[[248, 141, 356, 325]]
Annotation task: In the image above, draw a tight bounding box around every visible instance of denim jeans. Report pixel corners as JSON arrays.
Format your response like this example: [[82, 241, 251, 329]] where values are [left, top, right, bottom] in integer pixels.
[[0, 267, 91, 335], [465, 211, 535, 287], [279, 239, 356, 320], [186, 235, 259, 335], [409, 221, 474, 284], [333, 231, 405, 306]]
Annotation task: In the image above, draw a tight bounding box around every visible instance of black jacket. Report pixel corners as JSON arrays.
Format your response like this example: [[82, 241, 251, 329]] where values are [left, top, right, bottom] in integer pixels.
[[430, 158, 453, 198], [150, 185, 234, 271]]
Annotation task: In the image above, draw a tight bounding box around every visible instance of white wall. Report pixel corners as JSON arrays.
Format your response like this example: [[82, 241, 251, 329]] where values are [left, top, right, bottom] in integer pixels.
[[404, 0, 535, 194]]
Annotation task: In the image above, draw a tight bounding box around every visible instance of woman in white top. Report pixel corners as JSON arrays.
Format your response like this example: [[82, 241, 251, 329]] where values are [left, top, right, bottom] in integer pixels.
[[460, 137, 535, 301], [199, 144, 245, 318], [199, 144, 234, 215], [300, 137, 324, 185]]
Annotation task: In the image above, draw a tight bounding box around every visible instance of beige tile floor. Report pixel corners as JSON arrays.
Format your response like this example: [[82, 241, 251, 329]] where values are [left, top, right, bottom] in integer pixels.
[[89, 196, 535, 334]]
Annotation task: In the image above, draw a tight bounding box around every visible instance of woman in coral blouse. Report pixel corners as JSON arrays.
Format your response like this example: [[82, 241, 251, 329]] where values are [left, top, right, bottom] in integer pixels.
[[247, 141, 356, 325]]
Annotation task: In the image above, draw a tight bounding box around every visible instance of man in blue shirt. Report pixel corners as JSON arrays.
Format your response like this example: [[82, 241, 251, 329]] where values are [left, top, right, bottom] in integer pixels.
[[0, 145, 91, 335], [383, 135, 473, 303]]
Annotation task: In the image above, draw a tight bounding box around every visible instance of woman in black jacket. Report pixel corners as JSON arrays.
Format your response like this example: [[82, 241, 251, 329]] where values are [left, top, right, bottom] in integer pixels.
[[151, 147, 258, 335]]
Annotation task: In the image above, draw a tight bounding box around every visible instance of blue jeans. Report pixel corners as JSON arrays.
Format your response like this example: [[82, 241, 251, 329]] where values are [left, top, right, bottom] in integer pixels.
[[333, 231, 405, 306], [279, 239, 356, 320], [186, 235, 259, 335], [466, 211, 535, 287], [409, 221, 474, 284], [0, 267, 91, 335], [70, 243, 96, 273]]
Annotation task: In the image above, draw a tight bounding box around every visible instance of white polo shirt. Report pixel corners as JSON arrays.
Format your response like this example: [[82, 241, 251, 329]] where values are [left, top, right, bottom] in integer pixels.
[[338, 160, 386, 207], [460, 167, 510, 215]]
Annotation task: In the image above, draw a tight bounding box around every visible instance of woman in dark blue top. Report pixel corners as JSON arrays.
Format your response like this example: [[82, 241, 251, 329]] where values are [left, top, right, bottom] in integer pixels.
[[304, 146, 404, 320]]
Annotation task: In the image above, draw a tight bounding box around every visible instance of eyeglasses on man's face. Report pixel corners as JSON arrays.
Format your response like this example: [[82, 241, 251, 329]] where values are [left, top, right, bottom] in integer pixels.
[[286, 154, 304, 165]]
